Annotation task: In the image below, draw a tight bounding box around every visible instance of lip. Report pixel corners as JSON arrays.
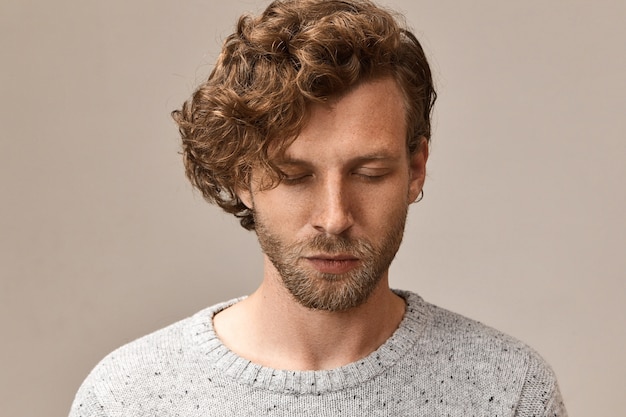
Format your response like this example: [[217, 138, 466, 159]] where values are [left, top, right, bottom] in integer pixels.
[[304, 254, 360, 274]]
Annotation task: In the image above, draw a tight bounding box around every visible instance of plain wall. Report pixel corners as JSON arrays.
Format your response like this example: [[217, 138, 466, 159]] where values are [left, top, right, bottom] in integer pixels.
[[1, 1, 624, 416]]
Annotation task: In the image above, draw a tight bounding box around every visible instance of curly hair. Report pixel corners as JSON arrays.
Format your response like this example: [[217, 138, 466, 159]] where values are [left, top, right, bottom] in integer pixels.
[[172, 0, 436, 230]]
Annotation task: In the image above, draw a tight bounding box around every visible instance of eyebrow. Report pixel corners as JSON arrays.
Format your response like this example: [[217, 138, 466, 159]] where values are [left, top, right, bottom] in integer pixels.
[[276, 152, 401, 167]]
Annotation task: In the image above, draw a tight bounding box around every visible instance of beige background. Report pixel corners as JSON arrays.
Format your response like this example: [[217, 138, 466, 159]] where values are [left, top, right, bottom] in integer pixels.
[[1, 0, 624, 416]]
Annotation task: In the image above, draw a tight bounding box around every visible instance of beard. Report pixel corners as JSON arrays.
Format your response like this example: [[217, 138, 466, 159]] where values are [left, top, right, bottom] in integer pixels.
[[253, 205, 408, 312]]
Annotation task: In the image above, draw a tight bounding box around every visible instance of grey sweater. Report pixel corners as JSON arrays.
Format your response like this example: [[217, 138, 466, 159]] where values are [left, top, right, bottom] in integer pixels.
[[69, 291, 567, 416]]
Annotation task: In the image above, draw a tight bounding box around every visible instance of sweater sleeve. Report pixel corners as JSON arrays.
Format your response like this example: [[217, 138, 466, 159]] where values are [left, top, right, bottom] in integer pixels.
[[513, 352, 567, 417], [68, 379, 109, 417]]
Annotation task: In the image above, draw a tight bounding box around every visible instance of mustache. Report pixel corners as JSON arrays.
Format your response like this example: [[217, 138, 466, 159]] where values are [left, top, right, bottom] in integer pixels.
[[297, 234, 374, 256]]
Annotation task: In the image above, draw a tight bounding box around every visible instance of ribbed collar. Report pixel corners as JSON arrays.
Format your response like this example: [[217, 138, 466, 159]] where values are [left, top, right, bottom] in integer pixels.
[[190, 290, 430, 395]]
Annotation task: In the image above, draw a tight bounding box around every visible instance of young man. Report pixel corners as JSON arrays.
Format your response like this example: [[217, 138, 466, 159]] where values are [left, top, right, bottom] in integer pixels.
[[70, 1, 567, 415]]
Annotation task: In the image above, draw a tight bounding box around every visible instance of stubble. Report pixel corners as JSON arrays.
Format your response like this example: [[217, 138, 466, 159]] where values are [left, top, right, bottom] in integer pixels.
[[254, 205, 408, 311]]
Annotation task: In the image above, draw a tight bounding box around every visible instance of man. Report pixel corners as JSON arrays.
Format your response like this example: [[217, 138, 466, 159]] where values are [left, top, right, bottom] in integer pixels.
[[70, 0, 567, 415]]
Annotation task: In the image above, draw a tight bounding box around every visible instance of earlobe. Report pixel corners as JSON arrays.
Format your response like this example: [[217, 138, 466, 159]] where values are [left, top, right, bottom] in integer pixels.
[[408, 137, 429, 203]]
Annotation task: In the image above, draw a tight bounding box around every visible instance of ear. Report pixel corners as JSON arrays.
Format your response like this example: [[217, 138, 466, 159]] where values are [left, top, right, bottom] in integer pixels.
[[408, 137, 429, 203], [236, 185, 254, 210]]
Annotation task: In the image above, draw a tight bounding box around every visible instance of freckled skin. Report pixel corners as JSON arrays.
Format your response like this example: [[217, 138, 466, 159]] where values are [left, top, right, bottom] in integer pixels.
[[241, 76, 428, 311]]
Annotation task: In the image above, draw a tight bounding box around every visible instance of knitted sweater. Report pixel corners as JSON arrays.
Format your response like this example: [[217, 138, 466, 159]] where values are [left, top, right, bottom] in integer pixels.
[[69, 291, 567, 416]]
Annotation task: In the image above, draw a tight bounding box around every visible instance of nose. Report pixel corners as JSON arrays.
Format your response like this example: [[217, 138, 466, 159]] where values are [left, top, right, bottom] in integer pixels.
[[311, 176, 354, 236]]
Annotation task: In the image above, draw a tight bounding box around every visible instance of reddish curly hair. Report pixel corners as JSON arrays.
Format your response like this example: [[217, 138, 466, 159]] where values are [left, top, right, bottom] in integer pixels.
[[172, 0, 436, 230]]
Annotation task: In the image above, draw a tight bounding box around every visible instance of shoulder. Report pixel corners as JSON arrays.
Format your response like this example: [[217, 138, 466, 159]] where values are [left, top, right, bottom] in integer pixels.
[[400, 291, 566, 415], [69, 300, 234, 416], [423, 299, 548, 366], [77, 297, 244, 381], [402, 290, 539, 359], [95, 316, 189, 373], [69, 315, 191, 414]]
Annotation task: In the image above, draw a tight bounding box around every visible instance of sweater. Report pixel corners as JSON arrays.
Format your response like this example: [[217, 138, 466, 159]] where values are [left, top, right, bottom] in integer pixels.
[[69, 290, 567, 416]]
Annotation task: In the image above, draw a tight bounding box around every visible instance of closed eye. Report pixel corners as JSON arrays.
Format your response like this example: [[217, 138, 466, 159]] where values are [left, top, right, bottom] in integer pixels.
[[352, 168, 391, 181], [280, 172, 313, 185]]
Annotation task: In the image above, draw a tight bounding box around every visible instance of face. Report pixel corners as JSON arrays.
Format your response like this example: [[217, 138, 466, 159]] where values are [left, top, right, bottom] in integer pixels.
[[241, 77, 428, 311]]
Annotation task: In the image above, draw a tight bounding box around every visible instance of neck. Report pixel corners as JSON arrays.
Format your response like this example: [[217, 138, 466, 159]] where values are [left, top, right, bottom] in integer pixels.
[[213, 260, 406, 370]]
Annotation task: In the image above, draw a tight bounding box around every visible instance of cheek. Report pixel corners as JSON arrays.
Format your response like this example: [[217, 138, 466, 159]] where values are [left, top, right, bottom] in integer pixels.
[[254, 190, 311, 228], [357, 184, 409, 225]]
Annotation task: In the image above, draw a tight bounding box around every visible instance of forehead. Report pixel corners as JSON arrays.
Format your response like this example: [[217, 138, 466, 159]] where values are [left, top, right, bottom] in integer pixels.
[[282, 76, 408, 161]]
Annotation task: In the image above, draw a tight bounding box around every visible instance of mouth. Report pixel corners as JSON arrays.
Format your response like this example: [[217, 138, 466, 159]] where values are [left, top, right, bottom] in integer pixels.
[[303, 254, 360, 275]]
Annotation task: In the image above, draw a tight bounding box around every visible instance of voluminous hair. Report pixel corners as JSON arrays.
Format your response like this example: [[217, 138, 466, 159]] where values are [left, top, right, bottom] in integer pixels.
[[172, 0, 436, 230]]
